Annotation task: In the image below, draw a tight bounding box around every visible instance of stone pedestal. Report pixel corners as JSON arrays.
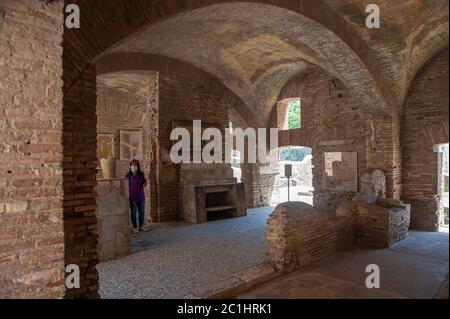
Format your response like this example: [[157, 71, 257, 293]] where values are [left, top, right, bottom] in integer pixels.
[[96, 178, 131, 261]]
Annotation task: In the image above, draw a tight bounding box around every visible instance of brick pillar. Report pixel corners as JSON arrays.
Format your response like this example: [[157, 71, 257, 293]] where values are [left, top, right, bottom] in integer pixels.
[[0, 0, 65, 299], [276, 100, 289, 129], [366, 115, 402, 199], [142, 73, 159, 223], [240, 163, 254, 208], [63, 64, 99, 298]]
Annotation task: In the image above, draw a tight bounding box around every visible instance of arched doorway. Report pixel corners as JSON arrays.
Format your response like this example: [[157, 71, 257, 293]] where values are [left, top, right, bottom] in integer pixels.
[[271, 146, 314, 205]]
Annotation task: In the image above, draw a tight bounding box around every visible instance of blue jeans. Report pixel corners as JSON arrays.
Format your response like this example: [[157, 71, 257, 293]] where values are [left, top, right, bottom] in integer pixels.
[[130, 200, 145, 228]]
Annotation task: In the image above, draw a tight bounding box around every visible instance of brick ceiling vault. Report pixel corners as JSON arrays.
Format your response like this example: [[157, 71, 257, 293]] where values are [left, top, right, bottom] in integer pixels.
[[95, 53, 262, 128], [63, 0, 449, 125]]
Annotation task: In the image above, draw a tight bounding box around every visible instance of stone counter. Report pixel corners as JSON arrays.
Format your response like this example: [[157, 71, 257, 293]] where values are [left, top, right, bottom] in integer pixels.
[[96, 178, 131, 261]]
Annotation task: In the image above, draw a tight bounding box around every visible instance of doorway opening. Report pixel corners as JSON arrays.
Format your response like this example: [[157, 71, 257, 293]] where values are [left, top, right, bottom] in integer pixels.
[[231, 149, 242, 182], [271, 146, 314, 205]]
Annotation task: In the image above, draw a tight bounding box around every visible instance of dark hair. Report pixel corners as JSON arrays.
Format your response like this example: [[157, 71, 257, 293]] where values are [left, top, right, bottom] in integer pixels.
[[127, 160, 144, 177]]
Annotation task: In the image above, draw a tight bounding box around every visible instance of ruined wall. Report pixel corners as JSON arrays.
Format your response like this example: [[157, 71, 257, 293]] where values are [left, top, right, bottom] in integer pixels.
[[355, 200, 410, 248], [157, 73, 233, 221], [267, 199, 411, 270], [277, 70, 369, 212], [0, 0, 65, 299], [266, 202, 352, 270], [401, 47, 449, 231]]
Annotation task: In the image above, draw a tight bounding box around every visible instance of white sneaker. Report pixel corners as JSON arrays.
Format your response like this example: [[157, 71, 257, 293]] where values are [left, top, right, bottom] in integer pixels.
[[132, 228, 139, 234]]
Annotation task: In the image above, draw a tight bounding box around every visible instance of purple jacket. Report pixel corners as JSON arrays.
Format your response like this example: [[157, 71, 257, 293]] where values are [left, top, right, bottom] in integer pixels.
[[126, 173, 146, 202]]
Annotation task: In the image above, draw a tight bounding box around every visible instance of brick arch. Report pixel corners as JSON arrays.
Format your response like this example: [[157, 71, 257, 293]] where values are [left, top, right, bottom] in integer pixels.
[[278, 129, 315, 149], [422, 121, 449, 146], [402, 41, 450, 113], [271, 68, 351, 132], [274, 97, 301, 130], [275, 69, 336, 149], [402, 30, 449, 109], [276, 71, 312, 102], [64, 0, 392, 115], [95, 53, 260, 128]]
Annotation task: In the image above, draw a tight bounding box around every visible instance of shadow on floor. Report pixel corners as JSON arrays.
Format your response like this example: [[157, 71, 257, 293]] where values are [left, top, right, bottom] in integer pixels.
[[237, 231, 449, 299]]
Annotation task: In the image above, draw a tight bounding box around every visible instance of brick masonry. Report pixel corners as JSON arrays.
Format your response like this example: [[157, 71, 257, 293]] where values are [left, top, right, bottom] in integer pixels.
[[401, 47, 449, 231], [158, 73, 238, 221], [0, 0, 447, 299], [63, 63, 99, 298], [276, 70, 369, 212], [266, 202, 350, 270], [274, 68, 406, 211], [0, 0, 65, 298], [95, 179, 130, 261], [355, 200, 411, 248], [267, 199, 410, 270]]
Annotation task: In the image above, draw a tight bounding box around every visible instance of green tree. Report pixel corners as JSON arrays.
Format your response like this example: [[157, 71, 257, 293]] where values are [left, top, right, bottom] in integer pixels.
[[287, 99, 301, 129]]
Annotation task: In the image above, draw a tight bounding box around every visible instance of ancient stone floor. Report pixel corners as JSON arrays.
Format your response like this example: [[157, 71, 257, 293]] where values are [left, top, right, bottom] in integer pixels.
[[97, 206, 274, 299], [237, 231, 449, 299]]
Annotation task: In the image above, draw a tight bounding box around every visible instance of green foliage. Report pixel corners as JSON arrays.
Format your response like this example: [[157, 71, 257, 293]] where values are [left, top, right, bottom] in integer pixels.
[[279, 147, 311, 162], [287, 99, 301, 129]]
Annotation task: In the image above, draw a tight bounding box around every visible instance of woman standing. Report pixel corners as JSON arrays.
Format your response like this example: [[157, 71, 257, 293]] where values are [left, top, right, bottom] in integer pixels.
[[126, 159, 147, 234]]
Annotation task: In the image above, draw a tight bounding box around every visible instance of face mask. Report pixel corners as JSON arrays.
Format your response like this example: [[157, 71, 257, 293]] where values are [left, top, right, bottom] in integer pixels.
[[131, 165, 138, 173]]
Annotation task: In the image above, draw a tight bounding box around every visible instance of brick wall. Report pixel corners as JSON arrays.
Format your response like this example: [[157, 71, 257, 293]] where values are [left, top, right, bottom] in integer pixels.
[[0, 0, 65, 298], [401, 47, 449, 231], [366, 115, 402, 199], [276, 70, 369, 212], [355, 201, 410, 248], [266, 202, 349, 270], [157, 73, 234, 221], [266, 199, 411, 270], [63, 64, 99, 298], [96, 72, 159, 225], [274, 69, 407, 212]]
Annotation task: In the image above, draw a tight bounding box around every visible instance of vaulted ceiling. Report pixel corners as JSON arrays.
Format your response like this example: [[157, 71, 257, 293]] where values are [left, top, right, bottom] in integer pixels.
[[66, 0, 449, 126]]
